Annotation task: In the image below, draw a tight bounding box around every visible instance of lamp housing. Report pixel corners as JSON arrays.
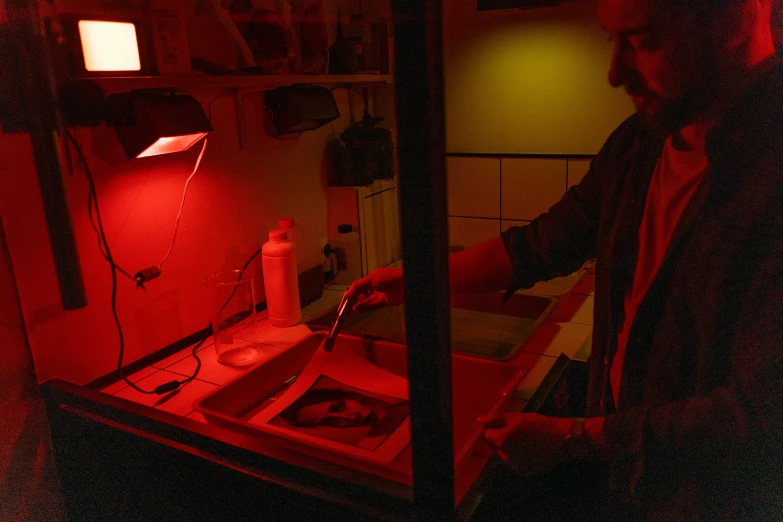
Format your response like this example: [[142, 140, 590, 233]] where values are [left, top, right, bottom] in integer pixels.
[[107, 92, 212, 159], [264, 86, 340, 135]]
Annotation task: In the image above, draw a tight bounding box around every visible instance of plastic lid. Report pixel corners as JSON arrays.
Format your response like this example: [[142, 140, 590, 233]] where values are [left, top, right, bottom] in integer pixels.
[[278, 217, 295, 229], [269, 229, 288, 242], [337, 224, 353, 234]]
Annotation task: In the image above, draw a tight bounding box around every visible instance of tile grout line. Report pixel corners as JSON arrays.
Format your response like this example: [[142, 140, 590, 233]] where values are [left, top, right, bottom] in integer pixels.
[[162, 367, 223, 387], [447, 214, 501, 221], [499, 157, 502, 231], [106, 368, 164, 396]]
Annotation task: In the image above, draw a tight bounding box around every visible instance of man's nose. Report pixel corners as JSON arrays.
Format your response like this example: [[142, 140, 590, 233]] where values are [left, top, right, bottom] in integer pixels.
[[608, 41, 630, 88]]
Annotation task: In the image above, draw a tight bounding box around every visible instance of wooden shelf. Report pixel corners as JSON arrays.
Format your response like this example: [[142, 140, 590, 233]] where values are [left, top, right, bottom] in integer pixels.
[[90, 73, 393, 93]]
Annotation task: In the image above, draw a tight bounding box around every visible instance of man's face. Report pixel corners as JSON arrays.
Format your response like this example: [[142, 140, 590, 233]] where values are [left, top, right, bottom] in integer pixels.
[[294, 396, 378, 428], [598, 0, 716, 131]]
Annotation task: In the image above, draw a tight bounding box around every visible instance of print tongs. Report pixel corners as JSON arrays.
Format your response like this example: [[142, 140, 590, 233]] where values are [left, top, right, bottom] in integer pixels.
[[322, 290, 353, 352]]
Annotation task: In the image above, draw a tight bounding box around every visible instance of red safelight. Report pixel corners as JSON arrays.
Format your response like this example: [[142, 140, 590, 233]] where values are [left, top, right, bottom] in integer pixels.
[[136, 133, 208, 158]]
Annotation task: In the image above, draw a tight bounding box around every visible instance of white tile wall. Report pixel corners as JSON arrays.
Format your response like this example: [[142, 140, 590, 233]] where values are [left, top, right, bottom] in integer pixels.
[[567, 158, 592, 189], [446, 157, 501, 218], [442, 155, 594, 252], [448, 217, 499, 249], [501, 158, 567, 221], [501, 219, 531, 233]]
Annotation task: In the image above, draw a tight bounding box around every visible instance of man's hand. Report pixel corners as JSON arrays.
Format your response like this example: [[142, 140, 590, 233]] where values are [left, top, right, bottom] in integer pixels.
[[478, 412, 572, 476], [345, 267, 404, 313]]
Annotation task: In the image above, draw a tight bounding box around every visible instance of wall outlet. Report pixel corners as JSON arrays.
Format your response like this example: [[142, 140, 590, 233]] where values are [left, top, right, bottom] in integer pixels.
[[319, 238, 332, 273]]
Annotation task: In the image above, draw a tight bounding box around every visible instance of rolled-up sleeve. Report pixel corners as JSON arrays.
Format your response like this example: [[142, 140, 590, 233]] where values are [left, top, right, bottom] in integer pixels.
[[501, 154, 605, 302]]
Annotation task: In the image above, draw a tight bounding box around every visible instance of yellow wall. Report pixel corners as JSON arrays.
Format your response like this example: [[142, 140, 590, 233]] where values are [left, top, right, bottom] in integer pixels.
[[442, 0, 635, 154]]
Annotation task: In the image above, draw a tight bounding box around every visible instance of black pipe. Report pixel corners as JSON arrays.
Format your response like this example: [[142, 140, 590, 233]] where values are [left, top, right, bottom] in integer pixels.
[[391, 0, 455, 519]]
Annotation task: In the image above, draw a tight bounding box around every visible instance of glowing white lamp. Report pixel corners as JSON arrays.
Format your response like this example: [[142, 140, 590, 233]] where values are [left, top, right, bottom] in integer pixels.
[[78, 20, 141, 72]]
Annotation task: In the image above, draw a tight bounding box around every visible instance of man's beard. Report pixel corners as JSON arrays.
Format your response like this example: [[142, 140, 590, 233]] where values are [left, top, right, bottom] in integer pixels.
[[635, 87, 709, 138]]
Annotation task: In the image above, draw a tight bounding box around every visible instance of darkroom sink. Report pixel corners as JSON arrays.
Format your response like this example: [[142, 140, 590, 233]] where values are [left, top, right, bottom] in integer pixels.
[[305, 292, 556, 361]]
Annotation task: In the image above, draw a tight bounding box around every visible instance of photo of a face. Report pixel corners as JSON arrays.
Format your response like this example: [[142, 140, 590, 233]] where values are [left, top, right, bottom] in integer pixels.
[[271, 375, 410, 450]]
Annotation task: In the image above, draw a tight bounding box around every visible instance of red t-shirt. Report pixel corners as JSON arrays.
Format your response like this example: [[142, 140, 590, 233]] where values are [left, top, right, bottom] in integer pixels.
[[610, 123, 711, 407]]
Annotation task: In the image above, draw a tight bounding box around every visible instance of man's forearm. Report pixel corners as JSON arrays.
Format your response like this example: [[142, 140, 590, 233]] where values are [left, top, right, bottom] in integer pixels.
[[448, 236, 514, 295]]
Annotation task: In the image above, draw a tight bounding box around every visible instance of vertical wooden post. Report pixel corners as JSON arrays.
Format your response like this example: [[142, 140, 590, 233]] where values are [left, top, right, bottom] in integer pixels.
[[390, 0, 455, 519]]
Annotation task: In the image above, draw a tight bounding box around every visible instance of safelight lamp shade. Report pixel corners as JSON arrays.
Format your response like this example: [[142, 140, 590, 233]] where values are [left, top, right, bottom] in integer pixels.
[[264, 86, 340, 135], [109, 93, 213, 159]]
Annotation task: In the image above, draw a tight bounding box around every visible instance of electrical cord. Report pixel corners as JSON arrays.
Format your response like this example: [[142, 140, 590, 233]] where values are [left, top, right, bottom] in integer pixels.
[[157, 137, 208, 269], [324, 248, 342, 283], [67, 133, 209, 285], [64, 131, 136, 282], [157, 248, 263, 390], [64, 129, 163, 394], [86, 187, 136, 282], [64, 129, 265, 395]]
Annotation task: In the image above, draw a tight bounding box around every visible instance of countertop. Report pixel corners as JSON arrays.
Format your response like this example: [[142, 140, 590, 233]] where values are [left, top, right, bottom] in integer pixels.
[[97, 266, 596, 501]]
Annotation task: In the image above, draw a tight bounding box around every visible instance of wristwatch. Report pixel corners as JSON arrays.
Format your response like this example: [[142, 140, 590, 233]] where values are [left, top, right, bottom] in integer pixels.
[[562, 417, 592, 460]]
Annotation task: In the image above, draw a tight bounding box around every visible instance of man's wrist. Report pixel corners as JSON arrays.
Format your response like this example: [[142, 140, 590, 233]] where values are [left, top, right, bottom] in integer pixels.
[[562, 417, 593, 461]]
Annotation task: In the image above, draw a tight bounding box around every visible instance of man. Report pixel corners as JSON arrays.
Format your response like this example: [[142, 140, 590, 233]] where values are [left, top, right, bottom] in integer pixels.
[[346, 0, 782, 519]]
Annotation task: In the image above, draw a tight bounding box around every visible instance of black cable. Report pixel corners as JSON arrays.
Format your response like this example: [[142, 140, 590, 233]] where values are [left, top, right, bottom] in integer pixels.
[[76, 135, 207, 288], [65, 132, 135, 281], [65, 129, 264, 395], [86, 185, 136, 282], [177, 248, 263, 388], [325, 250, 342, 283], [66, 130, 198, 394], [64, 129, 159, 394]]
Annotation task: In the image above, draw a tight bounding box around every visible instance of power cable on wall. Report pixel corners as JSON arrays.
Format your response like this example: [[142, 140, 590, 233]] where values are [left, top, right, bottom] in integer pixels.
[[157, 137, 208, 269], [64, 129, 264, 395]]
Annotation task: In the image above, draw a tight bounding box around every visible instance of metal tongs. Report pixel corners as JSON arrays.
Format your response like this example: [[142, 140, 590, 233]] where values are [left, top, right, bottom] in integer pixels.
[[322, 291, 354, 352]]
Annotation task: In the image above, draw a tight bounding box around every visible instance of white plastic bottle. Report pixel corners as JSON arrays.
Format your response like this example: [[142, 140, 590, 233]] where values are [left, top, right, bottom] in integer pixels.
[[278, 217, 298, 246], [277, 217, 303, 269], [262, 229, 301, 327]]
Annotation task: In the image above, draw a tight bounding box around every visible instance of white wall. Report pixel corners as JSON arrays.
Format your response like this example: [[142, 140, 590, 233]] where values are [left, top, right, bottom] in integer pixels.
[[442, 0, 635, 154], [0, 87, 359, 385]]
